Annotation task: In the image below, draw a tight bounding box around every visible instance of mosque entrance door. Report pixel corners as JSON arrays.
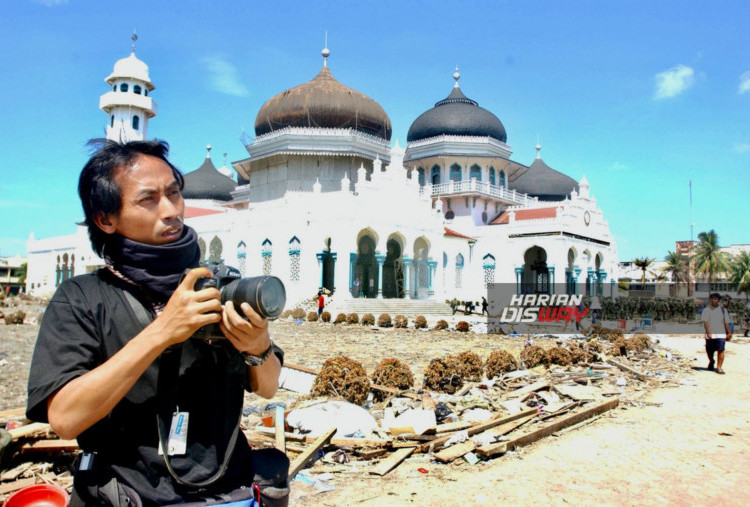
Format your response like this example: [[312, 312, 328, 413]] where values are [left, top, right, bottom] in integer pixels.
[[355, 235, 378, 298], [321, 252, 335, 292], [382, 239, 404, 298], [523, 246, 549, 294]]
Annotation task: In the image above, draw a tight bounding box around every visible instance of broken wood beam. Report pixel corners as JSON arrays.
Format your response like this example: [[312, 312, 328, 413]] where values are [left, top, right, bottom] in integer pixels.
[[434, 441, 475, 463], [274, 405, 286, 453], [477, 398, 620, 457], [20, 439, 79, 452], [435, 421, 473, 434], [507, 380, 550, 398], [370, 384, 422, 400], [419, 407, 538, 453], [607, 358, 650, 381], [369, 447, 414, 476], [288, 428, 336, 479], [8, 422, 50, 440]]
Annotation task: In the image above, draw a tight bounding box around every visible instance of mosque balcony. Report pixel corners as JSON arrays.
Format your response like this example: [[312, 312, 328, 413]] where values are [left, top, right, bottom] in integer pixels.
[[99, 92, 157, 117], [420, 178, 537, 206]]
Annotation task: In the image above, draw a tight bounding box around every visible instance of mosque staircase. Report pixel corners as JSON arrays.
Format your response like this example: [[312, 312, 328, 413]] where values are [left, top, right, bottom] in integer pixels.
[[325, 298, 454, 317]]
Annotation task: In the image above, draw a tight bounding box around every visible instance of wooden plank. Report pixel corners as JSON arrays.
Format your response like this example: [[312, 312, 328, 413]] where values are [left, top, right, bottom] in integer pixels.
[[435, 421, 473, 434], [607, 358, 649, 381], [8, 422, 50, 440], [288, 428, 337, 479], [508, 380, 550, 398], [369, 447, 414, 476], [391, 441, 421, 449], [0, 474, 56, 495], [252, 427, 306, 442], [476, 398, 619, 457], [274, 405, 286, 453], [434, 441, 475, 463], [283, 362, 318, 375], [419, 408, 538, 453], [20, 439, 79, 452], [318, 437, 390, 448], [370, 384, 421, 400], [0, 407, 26, 421], [355, 448, 388, 460]]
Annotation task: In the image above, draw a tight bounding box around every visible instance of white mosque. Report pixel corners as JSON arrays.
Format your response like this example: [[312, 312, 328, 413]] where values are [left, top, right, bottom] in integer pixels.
[[25, 43, 619, 307]]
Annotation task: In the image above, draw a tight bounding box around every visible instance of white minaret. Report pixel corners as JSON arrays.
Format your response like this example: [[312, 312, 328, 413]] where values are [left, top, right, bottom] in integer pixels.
[[99, 31, 157, 142]]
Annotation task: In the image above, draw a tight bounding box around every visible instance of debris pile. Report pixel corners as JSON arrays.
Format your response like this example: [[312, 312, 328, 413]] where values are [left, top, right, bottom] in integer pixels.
[[310, 356, 370, 405]]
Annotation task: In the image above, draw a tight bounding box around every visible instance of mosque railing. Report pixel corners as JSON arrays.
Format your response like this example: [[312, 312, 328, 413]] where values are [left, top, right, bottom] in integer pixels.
[[420, 179, 537, 205]]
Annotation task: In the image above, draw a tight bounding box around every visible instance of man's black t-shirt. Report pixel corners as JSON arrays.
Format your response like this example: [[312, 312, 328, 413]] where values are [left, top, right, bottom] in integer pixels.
[[27, 269, 283, 504]]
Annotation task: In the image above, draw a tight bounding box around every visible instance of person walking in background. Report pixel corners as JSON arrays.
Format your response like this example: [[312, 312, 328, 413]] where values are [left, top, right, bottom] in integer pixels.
[[702, 292, 732, 374], [318, 290, 325, 317], [481, 296, 488, 315]]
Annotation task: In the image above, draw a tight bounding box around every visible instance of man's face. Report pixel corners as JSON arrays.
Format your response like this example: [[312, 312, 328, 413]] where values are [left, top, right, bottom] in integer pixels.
[[98, 155, 185, 245], [709, 296, 720, 307]]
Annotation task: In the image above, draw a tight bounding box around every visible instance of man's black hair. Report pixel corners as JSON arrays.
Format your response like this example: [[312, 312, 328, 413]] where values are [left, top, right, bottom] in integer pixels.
[[78, 139, 184, 257]]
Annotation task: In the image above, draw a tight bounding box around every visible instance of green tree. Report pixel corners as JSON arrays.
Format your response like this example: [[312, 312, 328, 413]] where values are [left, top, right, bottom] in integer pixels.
[[729, 251, 750, 300], [692, 230, 729, 291], [662, 251, 687, 282], [633, 257, 654, 283]]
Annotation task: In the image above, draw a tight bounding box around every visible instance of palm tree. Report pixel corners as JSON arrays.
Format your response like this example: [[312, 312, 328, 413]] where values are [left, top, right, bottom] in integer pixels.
[[729, 251, 750, 300], [633, 257, 654, 283], [692, 230, 729, 290], [662, 251, 687, 282]]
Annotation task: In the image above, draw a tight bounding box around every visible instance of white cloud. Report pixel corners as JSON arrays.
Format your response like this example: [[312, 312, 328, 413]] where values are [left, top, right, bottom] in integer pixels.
[[609, 161, 628, 171], [739, 71, 750, 95], [653, 65, 695, 100], [200, 56, 249, 97], [733, 142, 750, 154], [31, 0, 69, 6]]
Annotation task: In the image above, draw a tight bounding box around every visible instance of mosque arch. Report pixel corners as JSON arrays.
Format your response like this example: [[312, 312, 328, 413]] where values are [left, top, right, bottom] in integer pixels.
[[120, 83, 128, 92], [412, 236, 433, 299], [354, 230, 378, 298], [489, 167, 496, 186], [198, 237, 207, 261], [133, 84, 142, 95], [208, 236, 223, 264], [449, 163, 462, 182], [566, 247, 578, 294], [417, 166, 425, 186], [262, 238, 272, 275], [132, 115, 140, 130], [431, 165, 441, 185], [521, 246, 549, 294], [499, 169, 506, 187], [470, 164, 482, 181], [482, 253, 496, 288], [383, 233, 406, 298]]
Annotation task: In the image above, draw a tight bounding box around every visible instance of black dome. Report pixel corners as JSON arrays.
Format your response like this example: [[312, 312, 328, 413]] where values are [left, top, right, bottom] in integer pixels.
[[510, 156, 579, 202], [182, 156, 237, 201], [255, 65, 391, 140], [407, 86, 507, 143]]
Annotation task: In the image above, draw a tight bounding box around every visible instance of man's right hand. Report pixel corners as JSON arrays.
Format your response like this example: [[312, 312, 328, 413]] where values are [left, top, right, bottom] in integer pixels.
[[152, 267, 223, 346]]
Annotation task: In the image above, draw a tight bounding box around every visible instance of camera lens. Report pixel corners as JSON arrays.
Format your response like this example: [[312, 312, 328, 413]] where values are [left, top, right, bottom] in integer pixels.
[[222, 275, 286, 320]]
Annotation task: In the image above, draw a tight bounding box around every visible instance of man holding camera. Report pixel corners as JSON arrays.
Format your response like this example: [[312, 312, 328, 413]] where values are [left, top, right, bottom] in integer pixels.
[[27, 140, 289, 505]]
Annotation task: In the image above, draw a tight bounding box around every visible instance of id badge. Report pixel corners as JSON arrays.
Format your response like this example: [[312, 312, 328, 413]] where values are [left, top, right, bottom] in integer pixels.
[[158, 411, 189, 456]]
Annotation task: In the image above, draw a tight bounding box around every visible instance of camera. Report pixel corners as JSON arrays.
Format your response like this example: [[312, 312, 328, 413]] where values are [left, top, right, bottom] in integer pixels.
[[191, 263, 286, 340]]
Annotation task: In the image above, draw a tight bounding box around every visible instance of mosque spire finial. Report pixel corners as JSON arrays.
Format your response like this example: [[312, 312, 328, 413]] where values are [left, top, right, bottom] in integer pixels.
[[131, 29, 138, 53], [453, 65, 460, 88], [206, 144, 212, 159], [322, 31, 330, 67], [535, 138, 542, 160]]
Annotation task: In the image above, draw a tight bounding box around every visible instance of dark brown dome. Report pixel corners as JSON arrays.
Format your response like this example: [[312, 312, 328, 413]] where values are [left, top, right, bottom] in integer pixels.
[[254, 66, 391, 140]]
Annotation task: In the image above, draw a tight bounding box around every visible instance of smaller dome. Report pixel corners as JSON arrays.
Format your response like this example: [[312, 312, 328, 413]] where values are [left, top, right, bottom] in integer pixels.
[[510, 151, 579, 201], [105, 52, 154, 90], [407, 74, 507, 143], [182, 149, 237, 201]]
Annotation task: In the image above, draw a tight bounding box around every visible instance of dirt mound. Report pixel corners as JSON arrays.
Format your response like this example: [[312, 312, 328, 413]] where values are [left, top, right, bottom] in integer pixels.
[[310, 356, 370, 405]]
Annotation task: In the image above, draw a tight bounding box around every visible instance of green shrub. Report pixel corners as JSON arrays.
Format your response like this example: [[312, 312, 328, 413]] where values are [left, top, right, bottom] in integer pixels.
[[362, 313, 375, 326]]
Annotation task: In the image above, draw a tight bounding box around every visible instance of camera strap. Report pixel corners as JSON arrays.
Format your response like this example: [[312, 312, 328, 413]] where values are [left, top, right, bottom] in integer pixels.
[[121, 286, 242, 490]]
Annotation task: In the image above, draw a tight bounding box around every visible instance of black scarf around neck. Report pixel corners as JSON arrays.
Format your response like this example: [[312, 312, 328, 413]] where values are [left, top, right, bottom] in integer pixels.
[[105, 226, 201, 303]]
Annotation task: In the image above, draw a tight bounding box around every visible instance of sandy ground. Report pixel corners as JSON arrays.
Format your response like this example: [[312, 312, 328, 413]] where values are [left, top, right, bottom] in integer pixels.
[[2, 299, 749, 505]]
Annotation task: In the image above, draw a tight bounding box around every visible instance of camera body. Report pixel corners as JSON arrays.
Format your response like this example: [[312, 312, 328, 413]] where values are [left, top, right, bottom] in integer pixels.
[[192, 263, 286, 340]]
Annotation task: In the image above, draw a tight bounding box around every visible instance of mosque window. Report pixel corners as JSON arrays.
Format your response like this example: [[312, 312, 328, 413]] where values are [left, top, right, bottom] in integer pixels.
[[134, 84, 142, 95], [144, 89, 148, 96], [120, 83, 129, 92], [489, 167, 496, 186], [499, 170, 506, 188], [445, 210, 455, 220], [132, 115, 140, 130], [110, 115, 114, 127], [470, 164, 481, 181], [431, 165, 441, 185], [417, 167, 425, 186], [113, 85, 116, 92], [450, 163, 462, 182], [262, 239, 273, 276], [455, 254, 464, 288]]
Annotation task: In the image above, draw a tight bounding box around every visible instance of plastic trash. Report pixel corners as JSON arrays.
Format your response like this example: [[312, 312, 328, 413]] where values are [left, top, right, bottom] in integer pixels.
[[434, 402, 453, 423], [293, 472, 335, 492], [286, 400, 378, 438]]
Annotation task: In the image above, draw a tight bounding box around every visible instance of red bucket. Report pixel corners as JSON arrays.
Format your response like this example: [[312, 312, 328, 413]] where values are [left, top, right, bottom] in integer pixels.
[[4, 483, 69, 507]]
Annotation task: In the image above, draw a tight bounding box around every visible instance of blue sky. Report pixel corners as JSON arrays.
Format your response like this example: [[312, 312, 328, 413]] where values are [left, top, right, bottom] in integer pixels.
[[1, 0, 748, 262]]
